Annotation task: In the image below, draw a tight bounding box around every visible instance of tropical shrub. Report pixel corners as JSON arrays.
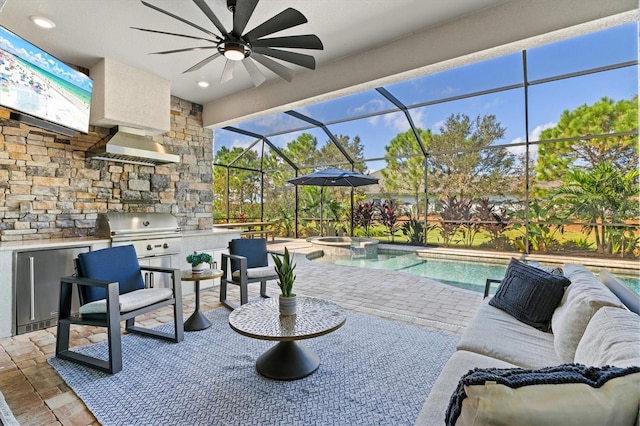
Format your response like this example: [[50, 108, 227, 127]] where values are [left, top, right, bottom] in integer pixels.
[[475, 198, 509, 249], [353, 201, 376, 237], [438, 196, 474, 247], [401, 212, 426, 245], [379, 199, 400, 241]]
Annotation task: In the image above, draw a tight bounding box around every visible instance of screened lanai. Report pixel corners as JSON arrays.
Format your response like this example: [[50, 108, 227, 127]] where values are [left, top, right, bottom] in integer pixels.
[[213, 21, 639, 259]]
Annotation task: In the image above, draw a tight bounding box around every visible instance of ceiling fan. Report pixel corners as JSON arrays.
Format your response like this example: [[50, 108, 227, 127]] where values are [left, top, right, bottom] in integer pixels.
[[132, 0, 324, 86]]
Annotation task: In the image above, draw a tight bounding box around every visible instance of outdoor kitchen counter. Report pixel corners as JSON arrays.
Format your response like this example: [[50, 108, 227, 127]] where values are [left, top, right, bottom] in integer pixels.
[[0, 238, 111, 338], [0, 237, 110, 252], [0, 228, 242, 338]]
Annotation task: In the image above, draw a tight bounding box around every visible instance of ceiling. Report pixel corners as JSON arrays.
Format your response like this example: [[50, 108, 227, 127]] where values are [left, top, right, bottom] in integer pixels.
[[0, 0, 508, 105], [0, 0, 636, 129]]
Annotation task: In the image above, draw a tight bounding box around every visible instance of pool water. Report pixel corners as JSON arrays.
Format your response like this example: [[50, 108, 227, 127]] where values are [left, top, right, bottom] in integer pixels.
[[313, 250, 640, 295]]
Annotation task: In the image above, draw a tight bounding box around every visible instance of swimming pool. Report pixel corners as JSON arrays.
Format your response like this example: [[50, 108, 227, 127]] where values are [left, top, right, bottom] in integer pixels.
[[312, 250, 640, 295]]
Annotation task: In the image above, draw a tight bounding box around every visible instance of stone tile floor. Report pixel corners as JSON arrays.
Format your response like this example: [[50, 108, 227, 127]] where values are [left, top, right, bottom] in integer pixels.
[[0, 239, 483, 425]]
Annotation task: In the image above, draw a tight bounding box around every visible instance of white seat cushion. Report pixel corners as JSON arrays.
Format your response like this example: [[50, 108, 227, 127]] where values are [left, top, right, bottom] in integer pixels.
[[79, 288, 174, 314], [232, 265, 277, 280]]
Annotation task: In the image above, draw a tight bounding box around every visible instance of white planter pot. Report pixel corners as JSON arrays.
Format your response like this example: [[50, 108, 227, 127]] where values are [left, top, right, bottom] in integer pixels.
[[279, 295, 297, 315], [192, 263, 207, 273]]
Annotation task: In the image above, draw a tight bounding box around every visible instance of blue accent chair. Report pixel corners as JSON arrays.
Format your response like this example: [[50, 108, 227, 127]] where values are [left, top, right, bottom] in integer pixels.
[[219, 238, 276, 309], [55, 245, 183, 374]]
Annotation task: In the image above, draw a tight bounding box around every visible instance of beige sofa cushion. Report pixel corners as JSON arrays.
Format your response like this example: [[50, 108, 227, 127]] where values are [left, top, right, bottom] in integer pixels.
[[414, 350, 516, 426], [575, 306, 640, 368], [457, 301, 560, 368], [552, 264, 624, 362]]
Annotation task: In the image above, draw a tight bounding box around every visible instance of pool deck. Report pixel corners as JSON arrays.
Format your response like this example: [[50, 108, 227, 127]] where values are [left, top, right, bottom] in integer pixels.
[[0, 238, 637, 425]]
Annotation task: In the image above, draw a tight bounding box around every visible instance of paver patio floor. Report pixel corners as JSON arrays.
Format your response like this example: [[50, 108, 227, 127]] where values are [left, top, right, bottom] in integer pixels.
[[0, 238, 483, 425]]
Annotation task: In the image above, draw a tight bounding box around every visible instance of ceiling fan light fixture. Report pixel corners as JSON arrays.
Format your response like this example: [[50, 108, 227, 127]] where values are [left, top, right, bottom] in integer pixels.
[[221, 42, 248, 61], [139, 1, 323, 83]]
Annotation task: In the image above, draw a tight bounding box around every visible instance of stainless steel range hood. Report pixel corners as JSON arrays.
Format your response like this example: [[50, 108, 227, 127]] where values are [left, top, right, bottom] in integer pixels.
[[87, 126, 180, 166]]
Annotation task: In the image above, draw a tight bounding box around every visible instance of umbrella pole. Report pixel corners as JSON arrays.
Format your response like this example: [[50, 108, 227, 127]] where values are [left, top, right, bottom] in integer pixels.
[[320, 186, 324, 237]]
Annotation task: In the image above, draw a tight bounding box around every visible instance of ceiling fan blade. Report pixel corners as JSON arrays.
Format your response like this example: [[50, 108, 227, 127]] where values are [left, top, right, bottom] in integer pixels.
[[232, 0, 259, 38], [251, 52, 294, 82], [252, 47, 316, 69], [243, 58, 267, 87], [193, 0, 228, 37], [251, 34, 323, 50], [244, 8, 307, 42], [141, 0, 221, 40], [220, 60, 237, 84], [131, 27, 218, 43], [182, 52, 222, 73], [151, 46, 217, 55]]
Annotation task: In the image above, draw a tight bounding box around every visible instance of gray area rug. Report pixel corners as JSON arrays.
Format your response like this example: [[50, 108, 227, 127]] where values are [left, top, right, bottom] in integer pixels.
[[48, 309, 458, 426]]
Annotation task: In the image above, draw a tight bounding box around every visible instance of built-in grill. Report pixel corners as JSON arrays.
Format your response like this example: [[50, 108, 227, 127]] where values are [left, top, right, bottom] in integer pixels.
[[96, 212, 182, 287]]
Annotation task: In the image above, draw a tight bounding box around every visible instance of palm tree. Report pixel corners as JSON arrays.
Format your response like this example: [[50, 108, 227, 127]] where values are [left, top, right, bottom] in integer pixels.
[[554, 162, 639, 253]]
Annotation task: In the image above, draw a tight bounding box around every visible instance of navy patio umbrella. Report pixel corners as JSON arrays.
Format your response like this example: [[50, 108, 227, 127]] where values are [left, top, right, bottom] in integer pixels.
[[287, 168, 379, 236]]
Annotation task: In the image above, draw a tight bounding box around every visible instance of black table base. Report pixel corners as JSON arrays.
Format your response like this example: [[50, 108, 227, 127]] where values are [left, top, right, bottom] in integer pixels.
[[256, 341, 320, 380], [184, 280, 211, 331], [184, 310, 211, 331]]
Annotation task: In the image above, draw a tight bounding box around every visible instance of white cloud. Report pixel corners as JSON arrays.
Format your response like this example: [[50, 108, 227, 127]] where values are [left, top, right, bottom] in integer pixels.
[[506, 122, 555, 158], [232, 137, 261, 154], [349, 98, 385, 116], [529, 122, 556, 142], [483, 96, 502, 110], [437, 85, 459, 97], [508, 138, 539, 158], [382, 112, 411, 132], [431, 120, 446, 132], [409, 109, 425, 129]]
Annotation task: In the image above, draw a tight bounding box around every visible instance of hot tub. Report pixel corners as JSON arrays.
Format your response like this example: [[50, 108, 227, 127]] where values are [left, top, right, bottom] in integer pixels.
[[308, 236, 379, 258]]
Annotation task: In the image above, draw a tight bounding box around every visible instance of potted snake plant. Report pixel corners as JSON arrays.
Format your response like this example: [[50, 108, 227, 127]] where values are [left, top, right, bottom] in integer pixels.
[[271, 247, 297, 315]]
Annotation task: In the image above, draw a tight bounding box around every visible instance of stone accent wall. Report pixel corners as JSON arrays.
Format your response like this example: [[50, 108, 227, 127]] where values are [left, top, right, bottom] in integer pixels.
[[0, 96, 213, 242]]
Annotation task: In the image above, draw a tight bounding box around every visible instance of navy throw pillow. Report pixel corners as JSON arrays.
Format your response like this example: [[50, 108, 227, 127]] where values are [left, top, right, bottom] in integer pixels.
[[489, 258, 570, 332]]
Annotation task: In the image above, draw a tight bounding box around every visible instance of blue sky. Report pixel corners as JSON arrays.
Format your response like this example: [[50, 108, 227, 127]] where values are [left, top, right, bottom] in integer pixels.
[[215, 22, 638, 172]]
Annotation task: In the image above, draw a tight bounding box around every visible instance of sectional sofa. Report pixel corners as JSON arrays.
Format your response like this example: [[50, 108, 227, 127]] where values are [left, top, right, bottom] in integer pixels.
[[415, 260, 640, 425]]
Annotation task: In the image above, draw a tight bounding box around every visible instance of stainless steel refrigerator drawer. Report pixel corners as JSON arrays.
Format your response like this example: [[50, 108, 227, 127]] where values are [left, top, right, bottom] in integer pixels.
[[13, 246, 90, 335]]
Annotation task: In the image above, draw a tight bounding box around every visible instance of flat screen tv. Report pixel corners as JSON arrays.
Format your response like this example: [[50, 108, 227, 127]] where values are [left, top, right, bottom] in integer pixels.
[[0, 25, 93, 136]]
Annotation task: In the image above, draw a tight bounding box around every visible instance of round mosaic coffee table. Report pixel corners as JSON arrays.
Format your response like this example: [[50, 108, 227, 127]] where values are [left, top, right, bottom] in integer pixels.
[[228, 297, 346, 380]]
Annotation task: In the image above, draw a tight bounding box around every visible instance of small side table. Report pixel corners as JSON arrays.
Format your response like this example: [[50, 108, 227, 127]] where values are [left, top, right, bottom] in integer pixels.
[[181, 269, 223, 331]]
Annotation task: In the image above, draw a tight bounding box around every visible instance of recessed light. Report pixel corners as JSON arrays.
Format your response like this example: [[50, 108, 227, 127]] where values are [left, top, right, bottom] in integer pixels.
[[30, 16, 56, 29], [197, 81, 210, 88]]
